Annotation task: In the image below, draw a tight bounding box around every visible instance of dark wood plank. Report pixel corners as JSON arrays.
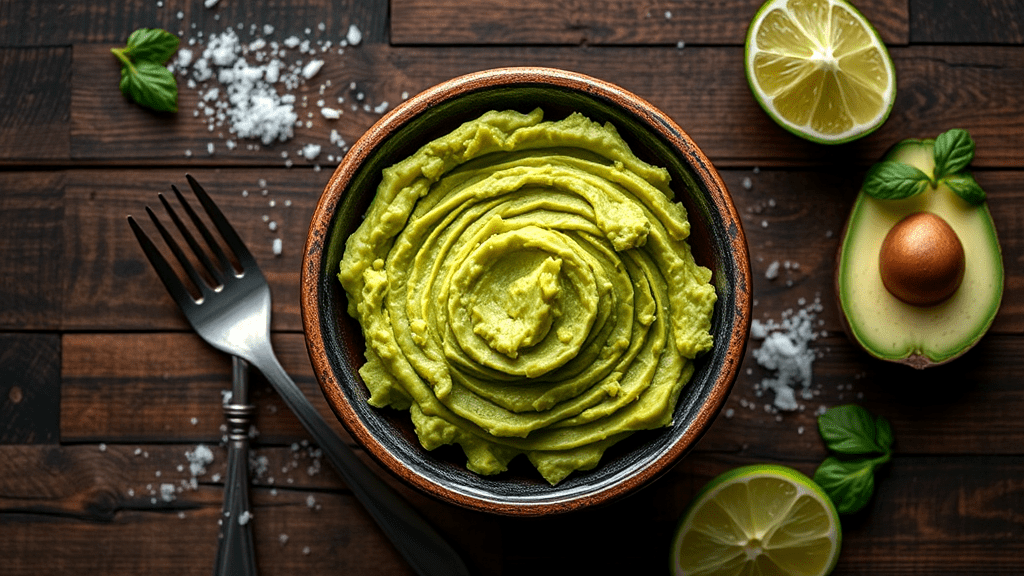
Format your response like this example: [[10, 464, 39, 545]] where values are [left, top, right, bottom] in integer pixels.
[[61, 333, 333, 444], [3, 444, 1020, 575], [0, 443, 500, 575], [0, 172, 65, 329], [58, 329, 1024, 458], [701, 333, 1024, 458], [391, 0, 910, 46], [61, 169, 320, 331], [660, 454, 1024, 576], [911, 0, 1024, 44], [70, 41, 390, 165], [0, 334, 60, 444], [71, 44, 1024, 168], [0, 48, 70, 162], [56, 165, 1024, 333], [0, 0, 387, 47]]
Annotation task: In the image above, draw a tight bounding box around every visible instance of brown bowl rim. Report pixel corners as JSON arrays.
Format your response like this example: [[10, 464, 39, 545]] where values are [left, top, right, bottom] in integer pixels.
[[301, 66, 751, 516]]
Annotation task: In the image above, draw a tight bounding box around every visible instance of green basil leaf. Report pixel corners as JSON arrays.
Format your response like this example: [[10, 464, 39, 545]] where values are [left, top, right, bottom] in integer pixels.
[[119, 60, 178, 113], [942, 171, 987, 206], [813, 456, 877, 515], [862, 161, 931, 200], [818, 404, 887, 455], [874, 415, 894, 453], [932, 128, 975, 180], [125, 28, 180, 63]]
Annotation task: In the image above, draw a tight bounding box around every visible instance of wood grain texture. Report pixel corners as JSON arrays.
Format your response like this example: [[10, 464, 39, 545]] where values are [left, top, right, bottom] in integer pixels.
[[911, 0, 1024, 44], [3, 0, 1024, 573], [0, 0, 387, 46], [61, 332, 333, 444], [52, 167, 1024, 333], [70, 44, 1024, 168], [0, 48, 70, 162], [390, 0, 910, 46], [2, 445, 1020, 575], [57, 331, 1024, 461], [0, 334, 60, 444], [0, 442, 500, 575], [60, 169, 322, 331], [0, 172, 65, 329], [708, 333, 1024, 457]]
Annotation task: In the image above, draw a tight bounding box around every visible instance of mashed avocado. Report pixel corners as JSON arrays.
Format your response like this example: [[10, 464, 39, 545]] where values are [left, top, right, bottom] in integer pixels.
[[339, 108, 716, 485]]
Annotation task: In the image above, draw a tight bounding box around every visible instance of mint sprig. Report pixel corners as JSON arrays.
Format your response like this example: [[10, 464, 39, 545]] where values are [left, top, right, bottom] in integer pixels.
[[862, 128, 986, 206], [813, 405, 893, 515], [111, 28, 180, 113]]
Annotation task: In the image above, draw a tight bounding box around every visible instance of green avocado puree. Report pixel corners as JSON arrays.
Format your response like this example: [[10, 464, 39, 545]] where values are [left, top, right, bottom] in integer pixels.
[[339, 108, 716, 485]]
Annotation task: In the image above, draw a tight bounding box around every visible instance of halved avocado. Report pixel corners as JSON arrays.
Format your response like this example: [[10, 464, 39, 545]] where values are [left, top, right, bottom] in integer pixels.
[[836, 139, 1003, 368]]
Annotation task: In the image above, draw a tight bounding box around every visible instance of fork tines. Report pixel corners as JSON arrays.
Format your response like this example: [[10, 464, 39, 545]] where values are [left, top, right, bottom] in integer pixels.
[[128, 175, 257, 307]]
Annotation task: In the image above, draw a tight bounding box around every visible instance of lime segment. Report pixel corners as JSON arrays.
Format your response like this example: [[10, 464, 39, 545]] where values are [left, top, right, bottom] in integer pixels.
[[745, 0, 896, 144], [671, 464, 842, 576]]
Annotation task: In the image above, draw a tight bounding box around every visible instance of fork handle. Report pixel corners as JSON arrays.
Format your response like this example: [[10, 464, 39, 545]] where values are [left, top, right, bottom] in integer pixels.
[[249, 347, 471, 576], [214, 357, 259, 576]]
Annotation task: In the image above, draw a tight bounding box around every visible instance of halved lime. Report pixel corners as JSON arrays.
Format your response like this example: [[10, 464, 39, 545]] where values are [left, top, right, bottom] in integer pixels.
[[671, 464, 842, 576], [744, 0, 896, 144]]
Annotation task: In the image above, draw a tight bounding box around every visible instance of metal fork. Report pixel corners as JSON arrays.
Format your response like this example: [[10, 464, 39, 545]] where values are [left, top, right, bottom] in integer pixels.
[[128, 175, 471, 576]]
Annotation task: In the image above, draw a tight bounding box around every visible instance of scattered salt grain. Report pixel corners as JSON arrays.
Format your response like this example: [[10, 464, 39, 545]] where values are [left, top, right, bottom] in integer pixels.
[[300, 143, 321, 160], [676, 40, 685, 49], [765, 260, 780, 280], [320, 107, 341, 119], [742, 176, 753, 190], [204, 0, 219, 8], [186, 444, 215, 477], [346, 24, 362, 46], [160, 483, 177, 502], [99, 443, 107, 452], [301, 59, 324, 80], [238, 510, 252, 525], [279, 533, 289, 546]]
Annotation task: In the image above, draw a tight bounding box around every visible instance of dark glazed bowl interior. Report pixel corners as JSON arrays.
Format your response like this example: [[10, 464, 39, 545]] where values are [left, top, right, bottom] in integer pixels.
[[301, 67, 751, 516]]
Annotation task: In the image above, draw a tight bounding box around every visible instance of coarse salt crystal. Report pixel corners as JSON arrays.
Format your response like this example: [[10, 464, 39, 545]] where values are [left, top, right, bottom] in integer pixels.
[[301, 59, 324, 79], [160, 483, 176, 502], [186, 444, 214, 476], [346, 24, 362, 46], [301, 143, 321, 160], [272, 238, 283, 256]]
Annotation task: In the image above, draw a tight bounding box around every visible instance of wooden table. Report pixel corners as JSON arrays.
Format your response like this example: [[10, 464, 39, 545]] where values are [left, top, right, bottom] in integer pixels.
[[2, 1, 1022, 574]]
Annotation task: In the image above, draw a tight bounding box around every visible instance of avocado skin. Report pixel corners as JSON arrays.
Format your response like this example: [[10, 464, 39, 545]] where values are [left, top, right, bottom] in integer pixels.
[[835, 138, 1003, 369]]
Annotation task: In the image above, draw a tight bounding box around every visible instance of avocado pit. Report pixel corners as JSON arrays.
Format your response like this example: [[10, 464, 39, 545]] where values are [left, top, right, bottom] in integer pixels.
[[878, 211, 965, 307]]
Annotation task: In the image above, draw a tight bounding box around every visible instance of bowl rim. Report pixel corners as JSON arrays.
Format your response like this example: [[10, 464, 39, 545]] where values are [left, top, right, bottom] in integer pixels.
[[301, 66, 751, 516]]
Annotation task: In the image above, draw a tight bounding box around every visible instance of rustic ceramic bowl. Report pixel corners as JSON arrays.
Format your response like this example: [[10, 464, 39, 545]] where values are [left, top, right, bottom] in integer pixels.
[[301, 67, 751, 516]]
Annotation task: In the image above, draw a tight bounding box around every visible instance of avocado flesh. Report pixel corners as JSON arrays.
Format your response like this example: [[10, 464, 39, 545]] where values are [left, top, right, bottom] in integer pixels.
[[837, 139, 1003, 367]]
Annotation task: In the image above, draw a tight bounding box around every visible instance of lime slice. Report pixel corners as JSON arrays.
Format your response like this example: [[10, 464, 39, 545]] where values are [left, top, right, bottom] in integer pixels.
[[744, 0, 896, 144], [671, 464, 842, 576]]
